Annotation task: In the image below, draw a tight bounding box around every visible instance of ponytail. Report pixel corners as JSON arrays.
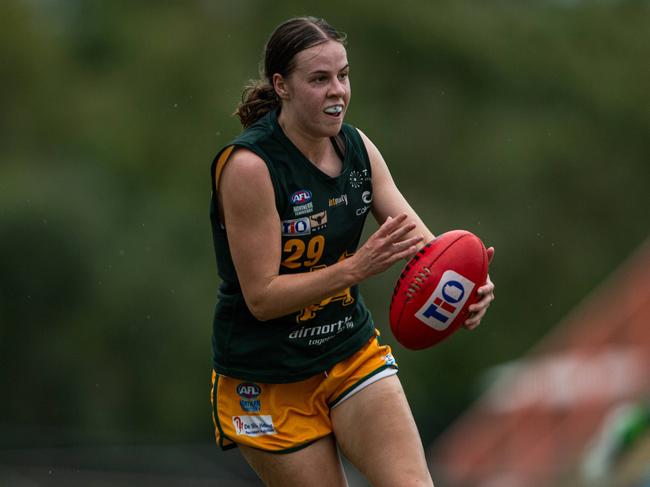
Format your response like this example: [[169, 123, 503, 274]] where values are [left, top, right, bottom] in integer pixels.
[[234, 80, 280, 129]]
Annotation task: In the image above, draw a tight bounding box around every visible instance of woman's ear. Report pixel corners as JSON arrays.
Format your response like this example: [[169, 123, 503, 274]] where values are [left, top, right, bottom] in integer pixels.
[[272, 73, 290, 100]]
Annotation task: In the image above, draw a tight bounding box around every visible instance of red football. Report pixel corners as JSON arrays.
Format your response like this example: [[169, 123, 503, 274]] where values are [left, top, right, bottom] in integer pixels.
[[389, 230, 488, 350]]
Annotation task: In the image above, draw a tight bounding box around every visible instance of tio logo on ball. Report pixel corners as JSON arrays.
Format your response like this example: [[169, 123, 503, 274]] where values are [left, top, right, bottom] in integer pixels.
[[415, 270, 475, 330]]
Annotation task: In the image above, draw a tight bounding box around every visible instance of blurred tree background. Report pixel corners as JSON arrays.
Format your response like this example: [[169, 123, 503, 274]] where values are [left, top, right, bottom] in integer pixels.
[[1, 0, 648, 455]]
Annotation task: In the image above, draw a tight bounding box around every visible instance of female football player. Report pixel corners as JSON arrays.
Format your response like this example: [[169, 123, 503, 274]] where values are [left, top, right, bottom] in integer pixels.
[[209, 16, 495, 487]]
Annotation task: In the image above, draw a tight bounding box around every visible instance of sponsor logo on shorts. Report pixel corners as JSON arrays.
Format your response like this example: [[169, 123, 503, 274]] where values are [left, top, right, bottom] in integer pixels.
[[328, 194, 348, 207], [415, 270, 475, 330], [282, 217, 311, 236], [237, 383, 262, 413], [290, 189, 312, 205], [309, 211, 327, 231], [384, 353, 396, 367], [239, 400, 261, 413], [232, 415, 276, 437]]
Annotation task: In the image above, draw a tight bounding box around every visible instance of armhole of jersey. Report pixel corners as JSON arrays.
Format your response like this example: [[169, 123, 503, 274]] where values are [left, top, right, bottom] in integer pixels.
[[212, 144, 283, 228], [214, 144, 236, 194], [211, 145, 236, 230]]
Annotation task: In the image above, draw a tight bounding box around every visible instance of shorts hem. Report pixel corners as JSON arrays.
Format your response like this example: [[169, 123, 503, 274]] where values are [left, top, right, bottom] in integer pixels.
[[328, 363, 398, 409], [218, 437, 238, 451], [264, 435, 328, 454], [224, 435, 329, 454]]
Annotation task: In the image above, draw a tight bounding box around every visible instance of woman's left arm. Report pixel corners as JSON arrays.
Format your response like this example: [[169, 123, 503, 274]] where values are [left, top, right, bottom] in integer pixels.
[[358, 129, 495, 329]]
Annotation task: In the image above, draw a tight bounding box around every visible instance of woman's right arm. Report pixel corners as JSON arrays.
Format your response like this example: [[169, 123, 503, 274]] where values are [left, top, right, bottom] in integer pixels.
[[218, 148, 422, 321]]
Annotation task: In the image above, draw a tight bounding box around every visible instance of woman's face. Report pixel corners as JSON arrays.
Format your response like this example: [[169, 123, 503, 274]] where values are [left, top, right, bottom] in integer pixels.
[[276, 40, 351, 139]]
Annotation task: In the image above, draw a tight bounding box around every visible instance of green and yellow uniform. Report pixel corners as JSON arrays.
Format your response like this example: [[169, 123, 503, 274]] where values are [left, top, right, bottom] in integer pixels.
[[209, 110, 398, 452]]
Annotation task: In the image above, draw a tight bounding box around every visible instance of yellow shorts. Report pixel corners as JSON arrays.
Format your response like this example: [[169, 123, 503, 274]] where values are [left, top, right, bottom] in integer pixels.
[[210, 331, 398, 453]]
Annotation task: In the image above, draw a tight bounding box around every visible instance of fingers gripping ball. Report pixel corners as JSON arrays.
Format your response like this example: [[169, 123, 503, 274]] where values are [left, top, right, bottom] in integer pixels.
[[389, 230, 488, 350]]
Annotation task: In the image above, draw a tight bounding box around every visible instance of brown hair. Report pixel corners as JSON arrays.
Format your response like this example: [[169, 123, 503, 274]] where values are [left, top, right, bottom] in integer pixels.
[[234, 17, 347, 129]]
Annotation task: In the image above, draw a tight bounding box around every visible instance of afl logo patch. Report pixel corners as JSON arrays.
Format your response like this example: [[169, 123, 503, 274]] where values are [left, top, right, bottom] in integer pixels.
[[237, 383, 261, 399], [290, 190, 312, 205], [237, 383, 262, 413]]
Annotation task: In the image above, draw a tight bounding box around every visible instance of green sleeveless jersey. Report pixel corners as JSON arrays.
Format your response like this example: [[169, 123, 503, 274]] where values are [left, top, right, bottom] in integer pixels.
[[209, 109, 375, 383]]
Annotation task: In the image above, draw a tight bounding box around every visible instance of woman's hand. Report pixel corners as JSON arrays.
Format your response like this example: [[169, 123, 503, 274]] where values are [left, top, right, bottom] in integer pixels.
[[464, 246, 496, 330], [351, 214, 423, 282]]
